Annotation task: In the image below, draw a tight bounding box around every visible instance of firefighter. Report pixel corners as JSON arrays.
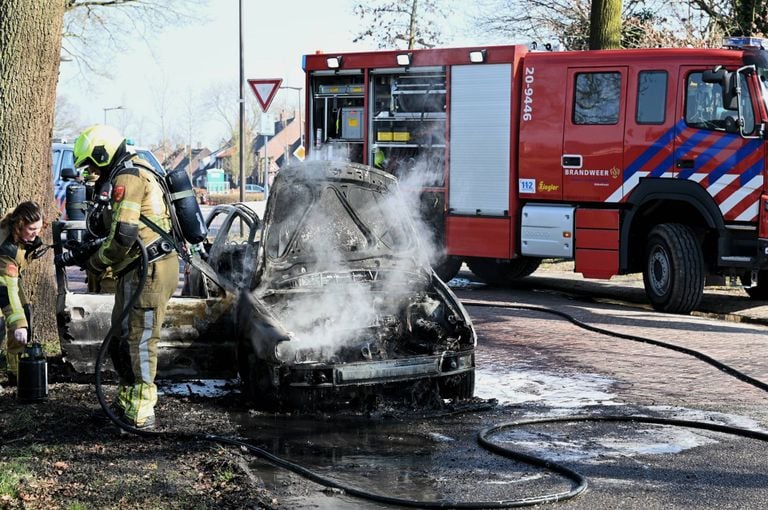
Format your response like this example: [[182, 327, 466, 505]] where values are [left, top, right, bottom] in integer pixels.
[[66, 124, 177, 430], [373, 145, 387, 169], [0, 201, 44, 386]]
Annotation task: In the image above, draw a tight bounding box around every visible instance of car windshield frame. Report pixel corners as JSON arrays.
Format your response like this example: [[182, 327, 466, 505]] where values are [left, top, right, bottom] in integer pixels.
[[264, 179, 418, 265]]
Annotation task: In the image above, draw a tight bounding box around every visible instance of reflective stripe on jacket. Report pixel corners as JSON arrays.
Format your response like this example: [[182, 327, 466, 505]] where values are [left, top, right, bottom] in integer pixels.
[[0, 226, 28, 329]]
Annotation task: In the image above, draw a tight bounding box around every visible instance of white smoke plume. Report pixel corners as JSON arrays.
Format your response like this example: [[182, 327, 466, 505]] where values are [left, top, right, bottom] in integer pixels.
[[252, 158, 445, 363]]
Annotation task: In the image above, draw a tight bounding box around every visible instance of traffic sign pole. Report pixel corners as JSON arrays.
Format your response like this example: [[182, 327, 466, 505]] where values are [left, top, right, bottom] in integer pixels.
[[248, 79, 283, 201]]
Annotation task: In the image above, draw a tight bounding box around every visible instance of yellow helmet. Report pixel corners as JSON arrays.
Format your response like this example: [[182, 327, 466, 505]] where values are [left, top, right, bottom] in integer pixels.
[[73, 124, 125, 168]]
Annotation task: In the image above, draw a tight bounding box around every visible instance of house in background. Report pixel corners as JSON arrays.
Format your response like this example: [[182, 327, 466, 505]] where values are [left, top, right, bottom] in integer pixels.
[[193, 144, 235, 191], [190, 110, 302, 192], [161, 109, 302, 196], [252, 111, 302, 185], [163, 145, 212, 176]]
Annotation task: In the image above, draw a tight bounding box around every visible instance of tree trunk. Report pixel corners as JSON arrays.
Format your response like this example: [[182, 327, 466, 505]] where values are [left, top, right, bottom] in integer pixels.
[[0, 1, 65, 349], [408, 0, 418, 50], [589, 0, 622, 50]]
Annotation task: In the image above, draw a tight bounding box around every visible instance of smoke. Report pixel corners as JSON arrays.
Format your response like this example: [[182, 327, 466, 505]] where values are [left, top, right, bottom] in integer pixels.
[[306, 140, 356, 164], [392, 153, 447, 270], [248, 159, 445, 363]]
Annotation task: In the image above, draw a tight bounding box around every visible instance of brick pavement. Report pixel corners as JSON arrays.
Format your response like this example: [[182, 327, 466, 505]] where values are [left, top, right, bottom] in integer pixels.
[[455, 285, 768, 411], [525, 261, 768, 326]]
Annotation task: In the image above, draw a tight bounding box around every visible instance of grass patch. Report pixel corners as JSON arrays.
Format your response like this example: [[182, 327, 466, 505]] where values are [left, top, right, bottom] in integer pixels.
[[0, 459, 32, 499], [216, 469, 236, 484]]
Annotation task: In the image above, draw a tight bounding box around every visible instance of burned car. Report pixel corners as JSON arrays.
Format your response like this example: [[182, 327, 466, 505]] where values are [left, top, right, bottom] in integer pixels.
[[53, 160, 475, 411], [234, 161, 476, 410]]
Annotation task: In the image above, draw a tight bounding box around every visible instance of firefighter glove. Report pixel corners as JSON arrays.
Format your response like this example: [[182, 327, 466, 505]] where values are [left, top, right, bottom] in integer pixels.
[[54, 238, 104, 268], [14, 328, 28, 345], [24, 237, 48, 261]]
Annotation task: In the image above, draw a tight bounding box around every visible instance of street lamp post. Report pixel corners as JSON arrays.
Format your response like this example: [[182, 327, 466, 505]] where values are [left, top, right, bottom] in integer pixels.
[[280, 86, 303, 148], [103, 105, 125, 125]]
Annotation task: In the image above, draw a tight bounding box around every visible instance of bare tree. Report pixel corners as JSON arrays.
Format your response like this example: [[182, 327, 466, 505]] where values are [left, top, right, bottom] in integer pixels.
[[0, 0, 66, 344], [205, 82, 261, 188], [150, 73, 175, 157], [470, 0, 722, 49], [470, 0, 594, 49], [61, 0, 203, 74], [54, 94, 84, 141], [353, 0, 455, 49], [690, 0, 768, 37]]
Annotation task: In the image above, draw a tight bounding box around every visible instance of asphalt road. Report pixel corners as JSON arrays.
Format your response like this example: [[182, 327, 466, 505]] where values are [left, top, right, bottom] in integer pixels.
[[55, 201, 768, 508], [216, 276, 768, 510]]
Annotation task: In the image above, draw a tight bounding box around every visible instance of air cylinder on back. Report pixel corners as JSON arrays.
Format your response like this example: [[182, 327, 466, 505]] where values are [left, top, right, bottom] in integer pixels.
[[165, 167, 207, 244], [65, 183, 86, 242]]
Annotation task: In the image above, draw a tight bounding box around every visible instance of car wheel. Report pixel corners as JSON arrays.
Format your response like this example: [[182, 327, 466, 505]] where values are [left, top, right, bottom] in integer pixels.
[[642, 223, 704, 314], [433, 255, 463, 282]]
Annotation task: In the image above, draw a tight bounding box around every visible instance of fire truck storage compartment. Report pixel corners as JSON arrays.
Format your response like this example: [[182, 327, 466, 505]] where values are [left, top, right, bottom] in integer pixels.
[[574, 208, 619, 278], [370, 67, 447, 180], [448, 64, 512, 216], [520, 204, 574, 258], [341, 108, 363, 139], [309, 70, 365, 163], [445, 215, 512, 258]]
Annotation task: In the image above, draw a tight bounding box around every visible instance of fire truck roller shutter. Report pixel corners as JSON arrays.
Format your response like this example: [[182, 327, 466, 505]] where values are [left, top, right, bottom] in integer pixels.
[[448, 64, 512, 217]]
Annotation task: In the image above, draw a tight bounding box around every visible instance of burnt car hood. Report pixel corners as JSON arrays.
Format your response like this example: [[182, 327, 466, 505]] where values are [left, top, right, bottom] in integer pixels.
[[237, 161, 475, 372], [261, 160, 429, 280]]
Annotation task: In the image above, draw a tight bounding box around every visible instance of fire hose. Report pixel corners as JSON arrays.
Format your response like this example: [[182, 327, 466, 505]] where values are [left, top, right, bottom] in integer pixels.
[[88, 247, 768, 507]]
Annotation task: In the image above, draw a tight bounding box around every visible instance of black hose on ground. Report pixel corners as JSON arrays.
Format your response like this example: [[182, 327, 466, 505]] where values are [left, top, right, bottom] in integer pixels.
[[91, 242, 587, 507], [92, 271, 768, 508]]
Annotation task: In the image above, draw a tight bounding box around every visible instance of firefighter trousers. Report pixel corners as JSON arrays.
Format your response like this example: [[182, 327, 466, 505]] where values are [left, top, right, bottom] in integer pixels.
[[109, 254, 177, 424]]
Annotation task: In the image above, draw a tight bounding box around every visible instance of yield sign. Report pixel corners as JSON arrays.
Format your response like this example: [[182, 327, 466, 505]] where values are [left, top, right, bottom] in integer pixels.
[[248, 78, 283, 112]]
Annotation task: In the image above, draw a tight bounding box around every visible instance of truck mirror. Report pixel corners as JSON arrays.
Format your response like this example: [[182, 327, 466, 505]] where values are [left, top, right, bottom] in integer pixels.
[[701, 69, 725, 84], [60, 167, 78, 181], [723, 115, 740, 134], [702, 68, 738, 110], [723, 72, 738, 109]]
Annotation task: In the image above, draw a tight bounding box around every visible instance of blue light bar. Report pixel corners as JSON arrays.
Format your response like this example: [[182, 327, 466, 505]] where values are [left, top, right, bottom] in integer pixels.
[[723, 37, 768, 49]]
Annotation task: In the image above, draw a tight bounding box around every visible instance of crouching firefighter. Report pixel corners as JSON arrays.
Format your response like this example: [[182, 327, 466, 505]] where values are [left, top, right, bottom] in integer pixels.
[[0, 202, 45, 386], [58, 124, 179, 430]]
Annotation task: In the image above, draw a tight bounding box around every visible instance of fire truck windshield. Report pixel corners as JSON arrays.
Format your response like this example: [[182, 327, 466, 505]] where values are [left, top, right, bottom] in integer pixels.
[[690, 70, 756, 135]]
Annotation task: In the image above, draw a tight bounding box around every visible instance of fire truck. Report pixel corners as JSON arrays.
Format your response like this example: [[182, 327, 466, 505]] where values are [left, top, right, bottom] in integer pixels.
[[302, 38, 768, 314]]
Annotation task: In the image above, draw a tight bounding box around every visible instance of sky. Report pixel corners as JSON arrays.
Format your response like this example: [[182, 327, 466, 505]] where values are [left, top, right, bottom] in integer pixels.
[[56, 0, 485, 150]]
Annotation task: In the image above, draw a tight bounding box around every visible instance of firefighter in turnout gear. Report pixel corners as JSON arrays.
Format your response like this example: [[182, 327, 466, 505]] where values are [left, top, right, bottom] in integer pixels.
[[0, 202, 44, 386], [71, 124, 177, 430]]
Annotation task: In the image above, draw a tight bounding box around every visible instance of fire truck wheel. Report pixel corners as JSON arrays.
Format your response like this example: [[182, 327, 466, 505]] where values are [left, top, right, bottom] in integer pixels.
[[467, 257, 542, 286], [433, 255, 463, 282], [745, 270, 768, 300], [642, 223, 704, 314]]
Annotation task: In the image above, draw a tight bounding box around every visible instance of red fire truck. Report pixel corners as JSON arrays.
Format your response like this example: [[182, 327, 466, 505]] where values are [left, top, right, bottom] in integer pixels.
[[302, 38, 768, 313]]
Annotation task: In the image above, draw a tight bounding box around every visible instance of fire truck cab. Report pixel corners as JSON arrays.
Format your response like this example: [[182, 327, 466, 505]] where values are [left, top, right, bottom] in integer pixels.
[[303, 38, 768, 314]]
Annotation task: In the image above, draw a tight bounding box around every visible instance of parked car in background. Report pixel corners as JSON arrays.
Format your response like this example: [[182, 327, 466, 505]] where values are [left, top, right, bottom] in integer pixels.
[[52, 139, 164, 218]]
